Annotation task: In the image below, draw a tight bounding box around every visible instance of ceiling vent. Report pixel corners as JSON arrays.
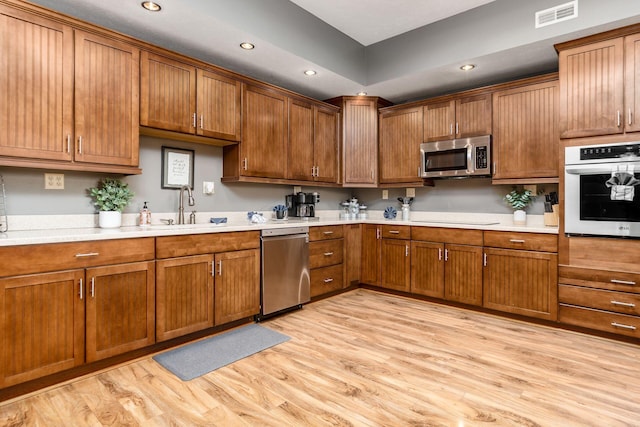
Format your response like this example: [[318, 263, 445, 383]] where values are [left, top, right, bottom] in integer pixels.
[[535, 1, 578, 28]]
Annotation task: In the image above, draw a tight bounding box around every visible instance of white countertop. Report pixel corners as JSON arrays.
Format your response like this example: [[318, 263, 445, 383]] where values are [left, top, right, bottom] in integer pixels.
[[0, 210, 557, 247]]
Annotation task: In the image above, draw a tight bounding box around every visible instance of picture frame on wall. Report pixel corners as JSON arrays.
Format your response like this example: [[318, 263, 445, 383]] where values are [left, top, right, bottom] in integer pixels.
[[161, 146, 194, 189]]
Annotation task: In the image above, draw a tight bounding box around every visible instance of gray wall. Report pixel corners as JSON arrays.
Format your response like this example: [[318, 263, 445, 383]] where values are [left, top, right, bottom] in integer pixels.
[[0, 136, 552, 216]]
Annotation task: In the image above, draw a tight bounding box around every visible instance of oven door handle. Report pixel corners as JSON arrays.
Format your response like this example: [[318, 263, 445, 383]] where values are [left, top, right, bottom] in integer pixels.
[[565, 162, 640, 175]]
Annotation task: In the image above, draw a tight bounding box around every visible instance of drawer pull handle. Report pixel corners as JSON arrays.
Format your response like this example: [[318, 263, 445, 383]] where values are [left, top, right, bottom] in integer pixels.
[[323, 231, 334, 235], [611, 322, 636, 331], [323, 278, 334, 283], [388, 230, 400, 234], [323, 252, 334, 256], [509, 239, 526, 243], [611, 300, 636, 308], [75, 252, 99, 258], [610, 279, 636, 286]]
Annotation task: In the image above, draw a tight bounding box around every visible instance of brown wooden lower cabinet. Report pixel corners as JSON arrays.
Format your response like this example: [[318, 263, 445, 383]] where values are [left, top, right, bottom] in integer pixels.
[[380, 238, 411, 292], [309, 225, 345, 298], [155, 255, 214, 342], [214, 249, 260, 325], [361, 224, 381, 286], [411, 241, 445, 298], [559, 304, 640, 338], [85, 261, 156, 363], [0, 270, 85, 388], [361, 225, 411, 291], [444, 244, 483, 306], [310, 264, 343, 297]]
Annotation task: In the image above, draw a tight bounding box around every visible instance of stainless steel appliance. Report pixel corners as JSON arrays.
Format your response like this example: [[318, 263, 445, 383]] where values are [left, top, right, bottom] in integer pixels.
[[565, 142, 640, 237], [259, 227, 310, 319], [420, 135, 491, 178], [286, 192, 320, 218]]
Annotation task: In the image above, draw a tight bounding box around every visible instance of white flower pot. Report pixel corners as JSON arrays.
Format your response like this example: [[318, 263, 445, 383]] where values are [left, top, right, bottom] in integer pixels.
[[513, 209, 527, 226], [99, 211, 122, 228]]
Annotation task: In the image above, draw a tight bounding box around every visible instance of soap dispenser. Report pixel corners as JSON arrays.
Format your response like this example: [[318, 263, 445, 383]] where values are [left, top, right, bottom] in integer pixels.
[[139, 201, 151, 226]]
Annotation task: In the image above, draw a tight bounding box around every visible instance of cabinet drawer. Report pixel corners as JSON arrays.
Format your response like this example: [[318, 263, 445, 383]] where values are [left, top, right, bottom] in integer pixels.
[[411, 226, 483, 246], [156, 231, 260, 258], [559, 285, 640, 316], [0, 238, 155, 277], [559, 304, 640, 338], [559, 265, 640, 294], [310, 239, 343, 269], [381, 225, 410, 239], [483, 231, 557, 252], [309, 225, 344, 241], [310, 264, 343, 297]]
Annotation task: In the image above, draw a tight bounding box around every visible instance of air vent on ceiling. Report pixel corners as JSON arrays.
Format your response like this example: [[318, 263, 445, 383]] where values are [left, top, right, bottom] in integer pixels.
[[535, 1, 578, 28]]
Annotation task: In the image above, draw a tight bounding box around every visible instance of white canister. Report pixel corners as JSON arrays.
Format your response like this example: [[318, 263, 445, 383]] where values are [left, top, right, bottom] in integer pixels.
[[401, 204, 410, 221]]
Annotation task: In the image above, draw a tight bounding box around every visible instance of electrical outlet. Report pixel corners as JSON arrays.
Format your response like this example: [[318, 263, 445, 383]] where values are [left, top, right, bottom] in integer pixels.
[[203, 181, 215, 195], [382, 190, 389, 200], [44, 173, 64, 190], [406, 188, 416, 197], [293, 186, 302, 194]]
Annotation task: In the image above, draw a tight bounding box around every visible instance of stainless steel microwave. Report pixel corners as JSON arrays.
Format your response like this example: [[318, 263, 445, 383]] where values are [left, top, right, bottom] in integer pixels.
[[420, 135, 491, 178]]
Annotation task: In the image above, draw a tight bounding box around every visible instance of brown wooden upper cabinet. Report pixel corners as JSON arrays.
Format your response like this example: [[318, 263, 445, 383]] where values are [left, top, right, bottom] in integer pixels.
[[492, 76, 559, 183], [557, 29, 640, 138], [379, 106, 424, 186], [325, 96, 393, 187], [423, 94, 491, 142], [140, 51, 241, 143], [0, 5, 140, 172], [287, 99, 339, 183]]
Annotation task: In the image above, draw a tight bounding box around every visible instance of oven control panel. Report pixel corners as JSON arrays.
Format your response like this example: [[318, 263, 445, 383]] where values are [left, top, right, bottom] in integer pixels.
[[580, 143, 640, 160]]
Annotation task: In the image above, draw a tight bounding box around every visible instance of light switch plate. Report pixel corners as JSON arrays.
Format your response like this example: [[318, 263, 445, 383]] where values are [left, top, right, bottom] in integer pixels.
[[44, 173, 64, 190], [406, 188, 416, 197], [382, 190, 389, 200]]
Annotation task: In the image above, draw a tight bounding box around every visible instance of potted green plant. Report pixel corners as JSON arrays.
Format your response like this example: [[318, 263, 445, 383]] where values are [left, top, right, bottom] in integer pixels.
[[88, 177, 134, 228], [504, 187, 535, 225]]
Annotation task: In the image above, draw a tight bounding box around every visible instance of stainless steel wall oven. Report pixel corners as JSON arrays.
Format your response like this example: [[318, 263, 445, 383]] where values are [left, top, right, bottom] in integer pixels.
[[565, 142, 640, 237]]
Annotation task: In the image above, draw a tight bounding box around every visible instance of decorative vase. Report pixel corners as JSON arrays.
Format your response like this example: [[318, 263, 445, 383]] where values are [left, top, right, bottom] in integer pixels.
[[513, 209, 527, 226], [99, 211, 122, 228]]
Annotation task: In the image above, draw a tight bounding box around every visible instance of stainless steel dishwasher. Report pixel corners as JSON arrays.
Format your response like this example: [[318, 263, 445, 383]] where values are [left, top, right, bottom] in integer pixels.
[[259, 227, 310, 319]]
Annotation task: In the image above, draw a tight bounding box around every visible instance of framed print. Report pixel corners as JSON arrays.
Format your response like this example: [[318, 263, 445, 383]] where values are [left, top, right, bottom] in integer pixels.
[[161, 146, 194, 189]]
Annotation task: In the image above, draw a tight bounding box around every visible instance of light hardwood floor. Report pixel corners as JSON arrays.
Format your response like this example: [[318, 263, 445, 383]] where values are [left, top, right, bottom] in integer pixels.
[[2, 289, 640, 426]]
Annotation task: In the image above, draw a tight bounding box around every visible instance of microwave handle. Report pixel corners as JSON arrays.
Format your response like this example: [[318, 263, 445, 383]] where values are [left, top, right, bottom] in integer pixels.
[[467, 144, 474, 173]]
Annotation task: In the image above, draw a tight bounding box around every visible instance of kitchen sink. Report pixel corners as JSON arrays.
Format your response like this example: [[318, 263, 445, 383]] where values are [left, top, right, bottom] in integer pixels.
[[145, 223, 226, 230]]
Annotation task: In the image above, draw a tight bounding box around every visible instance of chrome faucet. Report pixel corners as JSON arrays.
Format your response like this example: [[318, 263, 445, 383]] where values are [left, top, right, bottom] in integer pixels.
[[178, 185, 195, 224]]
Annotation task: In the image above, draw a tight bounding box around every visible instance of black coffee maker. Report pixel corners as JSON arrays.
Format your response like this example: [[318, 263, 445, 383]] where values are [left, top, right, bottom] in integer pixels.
[[286, 192, 320, 218]]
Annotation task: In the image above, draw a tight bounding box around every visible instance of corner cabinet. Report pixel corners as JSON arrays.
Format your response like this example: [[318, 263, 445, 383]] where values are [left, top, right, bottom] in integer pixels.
[[491, 76, 559, 183], [379, 106, 425, 186], [326, 96, 393, 187], [140, 51, 241, 143]]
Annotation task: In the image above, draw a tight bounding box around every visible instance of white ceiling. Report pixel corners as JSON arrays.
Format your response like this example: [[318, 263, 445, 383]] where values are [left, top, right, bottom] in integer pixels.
[[289, 0, 497, 46], [24, 0, 640, 104]]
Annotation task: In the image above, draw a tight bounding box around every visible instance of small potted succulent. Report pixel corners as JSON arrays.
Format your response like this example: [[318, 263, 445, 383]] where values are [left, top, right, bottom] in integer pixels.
[[88, 177, 134, 228], [504, 187, 535, 225]]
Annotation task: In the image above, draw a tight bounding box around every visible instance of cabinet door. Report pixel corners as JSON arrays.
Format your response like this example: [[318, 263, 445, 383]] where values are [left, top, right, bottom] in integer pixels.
[[0, 270, 84, 388], [483, 248, 558, 320], [625, 33, 640, 133], [241, 84, 287, 178], [559, 38, 624, 138], [85, 261, 155, 363], [74, 30, 140, 166], [0, 6, 73, 162], [455, 94, 491, 138], [361, 225, 381, 285], [343, 98, 378, 185], [444, 244, 483, 306], [197, 69, 241, 141], [214, 249, 260, 325], [380, 238, 411, 292], [379, 106, 423, 184], [140, 51, 196, 133], [424, 100, 455, 142], [411, 241, 445, 298], [492, 81, 559, 180], [344, 224, 362, 287], [287, 99, 314, 181], [156, 255, 213, 341], [314, 106, 339, 183]]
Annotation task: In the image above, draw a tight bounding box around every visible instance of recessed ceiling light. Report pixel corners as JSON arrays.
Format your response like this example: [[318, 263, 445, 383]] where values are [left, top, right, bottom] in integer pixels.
[[141, 1, 161, 11], [357, 91, 367, 96], [240, 42, 255, 50], [304, 70, 317, 76], [460, 64, 476, 71]]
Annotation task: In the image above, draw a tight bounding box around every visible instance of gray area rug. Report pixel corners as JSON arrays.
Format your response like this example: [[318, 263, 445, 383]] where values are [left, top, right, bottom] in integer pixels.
[[153, 324, 290, 381]]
